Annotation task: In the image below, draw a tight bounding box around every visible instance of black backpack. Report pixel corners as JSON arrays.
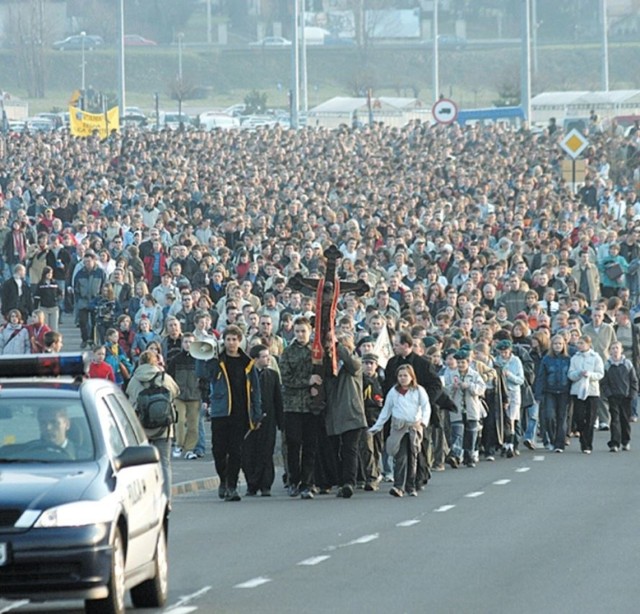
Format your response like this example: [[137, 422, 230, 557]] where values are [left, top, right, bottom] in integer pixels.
[[136, 372, 176, 430]]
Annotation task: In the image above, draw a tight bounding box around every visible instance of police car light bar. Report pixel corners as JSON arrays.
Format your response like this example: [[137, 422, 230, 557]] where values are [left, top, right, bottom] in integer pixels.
[[0, 353, 87, 377]]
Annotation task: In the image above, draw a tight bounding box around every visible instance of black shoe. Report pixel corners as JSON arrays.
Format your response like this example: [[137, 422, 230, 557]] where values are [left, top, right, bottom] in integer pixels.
[[287, 485, 300, 497], [246, 489, 258, 496], [225, 489, 241, 502], [364, 482, 379, 491], [218, 485, 227, 500], [340, 484, 354, 499], [445, 456, 459, 469]]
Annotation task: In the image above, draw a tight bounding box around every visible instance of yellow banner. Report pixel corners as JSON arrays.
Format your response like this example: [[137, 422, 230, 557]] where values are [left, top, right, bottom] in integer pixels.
[[69, 105, 119, 138]]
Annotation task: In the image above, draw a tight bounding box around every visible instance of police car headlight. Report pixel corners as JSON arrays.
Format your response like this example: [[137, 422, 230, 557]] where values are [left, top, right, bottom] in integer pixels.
[[34, 501, 117, 528]]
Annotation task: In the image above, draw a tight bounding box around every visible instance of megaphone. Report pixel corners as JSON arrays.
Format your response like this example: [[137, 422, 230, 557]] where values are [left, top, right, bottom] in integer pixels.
[[189, 339, 219, 361]]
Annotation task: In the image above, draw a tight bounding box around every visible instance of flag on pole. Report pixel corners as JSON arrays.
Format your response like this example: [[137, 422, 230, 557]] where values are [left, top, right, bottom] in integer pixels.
[[373, 324, 394, 370]]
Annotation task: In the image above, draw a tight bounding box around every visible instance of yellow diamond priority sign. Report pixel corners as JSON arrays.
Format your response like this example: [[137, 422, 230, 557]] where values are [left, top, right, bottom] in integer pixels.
[[560, 129, 589, 159]]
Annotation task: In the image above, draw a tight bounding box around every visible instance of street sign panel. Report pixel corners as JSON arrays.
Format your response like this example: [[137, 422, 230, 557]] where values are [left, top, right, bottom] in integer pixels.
[[560, 129, 589, 159], [432, 98, 458, 124]]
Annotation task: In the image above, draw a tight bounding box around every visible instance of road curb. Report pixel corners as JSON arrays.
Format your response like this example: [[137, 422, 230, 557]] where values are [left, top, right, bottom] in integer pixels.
[[172, 476, 220, 496]]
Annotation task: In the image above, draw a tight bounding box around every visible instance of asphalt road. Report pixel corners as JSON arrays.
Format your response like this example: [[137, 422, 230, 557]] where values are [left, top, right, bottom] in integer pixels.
[[2, 429, 638, 614]]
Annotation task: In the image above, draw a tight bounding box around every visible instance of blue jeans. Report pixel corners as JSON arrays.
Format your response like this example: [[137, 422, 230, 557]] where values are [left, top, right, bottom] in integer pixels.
[[450, 421, 464, 460], [194, 404, 206, 455], [524, 402, 539, 442], [542, 392, 569, 449]]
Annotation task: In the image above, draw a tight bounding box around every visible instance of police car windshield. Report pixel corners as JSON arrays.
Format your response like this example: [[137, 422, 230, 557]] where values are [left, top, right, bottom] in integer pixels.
[[0, 400, 95, 462]]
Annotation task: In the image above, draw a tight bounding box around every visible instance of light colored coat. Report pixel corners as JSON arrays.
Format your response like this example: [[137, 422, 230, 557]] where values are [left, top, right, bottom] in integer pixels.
[[568, 349, 604, 398], [443, 367, 487, 422]]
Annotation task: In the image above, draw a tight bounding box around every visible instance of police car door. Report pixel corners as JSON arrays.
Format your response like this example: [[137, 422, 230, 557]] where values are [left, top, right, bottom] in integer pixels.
[[98, 394, 162, 571]]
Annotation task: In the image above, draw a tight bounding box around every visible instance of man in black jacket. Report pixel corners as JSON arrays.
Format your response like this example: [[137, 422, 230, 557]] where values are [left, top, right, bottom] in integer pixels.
[[244, 344, 283, 496], [1, 263, 33, 320]]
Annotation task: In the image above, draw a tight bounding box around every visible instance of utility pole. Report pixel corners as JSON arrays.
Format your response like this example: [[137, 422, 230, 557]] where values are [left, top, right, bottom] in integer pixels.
[[520, 0, 532, 123], [433, 0, 439, 103], [290, 0, 300, 128], [117, 0, 126, 122], [600, 0, 610, 91]]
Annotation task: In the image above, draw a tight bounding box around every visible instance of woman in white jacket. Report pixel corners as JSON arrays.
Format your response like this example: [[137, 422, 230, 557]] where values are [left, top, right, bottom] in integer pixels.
[[0, 309, 30, 355], [370, 364, 430, 498], [568, 335, 604, 454]]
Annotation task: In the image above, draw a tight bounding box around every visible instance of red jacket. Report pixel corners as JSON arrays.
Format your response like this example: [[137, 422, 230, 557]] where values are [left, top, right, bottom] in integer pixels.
[[143, 252, 167, 284], [88, 361, 115, 382]]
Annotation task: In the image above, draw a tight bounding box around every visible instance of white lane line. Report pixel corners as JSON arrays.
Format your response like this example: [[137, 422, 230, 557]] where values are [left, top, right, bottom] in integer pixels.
[[465, 491, 484, 498], [346, 534, 379, 545], [164, 608, 197, 614], [434, 505, 455, 512], [515, 467, 530, 473], [0, 601, 29, 613], [533, 455, 545, 461], [493, 479, 511, 485], [165, 586, 211, 612], [396, 519, 421, 527], [298, 555, 331, 566], [234, 577, 272, 588]]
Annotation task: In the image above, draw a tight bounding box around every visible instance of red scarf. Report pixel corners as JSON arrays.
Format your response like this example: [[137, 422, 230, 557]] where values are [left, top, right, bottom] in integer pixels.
[[12, 231, 26, 262]]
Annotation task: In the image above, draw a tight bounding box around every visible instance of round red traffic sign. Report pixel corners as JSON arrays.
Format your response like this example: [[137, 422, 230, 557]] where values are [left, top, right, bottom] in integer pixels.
[[432, 98, 458, 124]]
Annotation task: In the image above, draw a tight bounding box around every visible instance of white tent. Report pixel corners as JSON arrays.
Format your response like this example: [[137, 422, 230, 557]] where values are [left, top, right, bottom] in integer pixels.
[[307, 96, 429, 129], [531, 90, 640, 123]]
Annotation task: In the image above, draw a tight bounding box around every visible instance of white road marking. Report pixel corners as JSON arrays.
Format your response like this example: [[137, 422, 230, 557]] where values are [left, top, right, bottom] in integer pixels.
[[465, 491, 484, 498], [234, 577, 272, 588], [493, 479, 511, 485], [165, 586, 211, 612], [533, 455, 545, 461], [515, 467, 530, 473], [164, 608, 198, 614], [434, 505, 455, 512], [298, 555, 331, 566], [346, 534, 379, 545], [0, 601, 29, 613], [396, 519, 421, 527]]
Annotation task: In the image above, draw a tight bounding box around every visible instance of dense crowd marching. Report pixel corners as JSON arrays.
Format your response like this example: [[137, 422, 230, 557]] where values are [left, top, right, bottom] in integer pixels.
[[0, 113, 639, 500]]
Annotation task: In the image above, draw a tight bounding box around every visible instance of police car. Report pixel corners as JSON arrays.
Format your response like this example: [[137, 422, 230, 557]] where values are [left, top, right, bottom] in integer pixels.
[[0, 354, 169, 614]]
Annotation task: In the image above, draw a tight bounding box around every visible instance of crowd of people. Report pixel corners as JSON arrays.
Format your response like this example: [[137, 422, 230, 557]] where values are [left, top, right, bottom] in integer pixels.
[[0, 112, 639, 500]]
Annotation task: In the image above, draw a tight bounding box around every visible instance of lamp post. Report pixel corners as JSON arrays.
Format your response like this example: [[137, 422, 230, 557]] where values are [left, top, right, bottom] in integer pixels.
[[600, 0, 609, 91], [80, 31, 86, 92], [433, 0, 439, 103], [177, 32, 184, 122], [117, 0, 126, 123]]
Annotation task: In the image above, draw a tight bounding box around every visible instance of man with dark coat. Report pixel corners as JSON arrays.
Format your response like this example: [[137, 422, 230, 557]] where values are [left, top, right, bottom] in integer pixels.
[[1, 263, 33, 320], [243, 344, 283, 496], [322, 335, 367, 499]]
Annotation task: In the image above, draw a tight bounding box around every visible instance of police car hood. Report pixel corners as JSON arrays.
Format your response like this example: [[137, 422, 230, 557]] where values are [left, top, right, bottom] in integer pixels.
[[0, 462, 100, 514]]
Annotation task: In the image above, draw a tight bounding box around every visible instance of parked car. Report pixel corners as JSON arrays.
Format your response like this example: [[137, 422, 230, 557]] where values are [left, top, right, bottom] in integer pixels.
[[0, 353, 169, 614], [123, 35, 157, 47], [199, 111, 240, 131], [158, 111, 193, 130], [35, 112, 64, 129], [25, 117, 55, 132], [122, 107, 148, 127], [52, 34, 104, 51], [248, 36, 292, 47]]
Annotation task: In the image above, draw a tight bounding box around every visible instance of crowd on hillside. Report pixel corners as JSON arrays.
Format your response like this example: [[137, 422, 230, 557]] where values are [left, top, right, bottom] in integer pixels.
[[0, 113, 639, 499]]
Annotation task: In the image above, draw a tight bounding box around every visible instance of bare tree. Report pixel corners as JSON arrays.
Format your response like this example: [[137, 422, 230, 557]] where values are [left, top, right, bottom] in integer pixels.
[[9, 0, 47, 98]]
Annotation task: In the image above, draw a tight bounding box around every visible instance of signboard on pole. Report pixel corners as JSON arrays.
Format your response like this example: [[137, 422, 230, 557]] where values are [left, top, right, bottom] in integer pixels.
[[560, 129, 589, 159], [432, 98, 458, 124]]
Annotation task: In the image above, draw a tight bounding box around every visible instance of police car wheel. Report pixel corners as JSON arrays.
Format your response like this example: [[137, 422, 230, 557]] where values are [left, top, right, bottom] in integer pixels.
[[130, 523, 169, 608], [85, 528, 126, 614]]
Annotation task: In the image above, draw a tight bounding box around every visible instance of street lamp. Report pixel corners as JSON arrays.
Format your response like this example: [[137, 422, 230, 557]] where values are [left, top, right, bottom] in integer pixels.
[[80, 31, 86, 92], [177, 32, 184, 123]]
